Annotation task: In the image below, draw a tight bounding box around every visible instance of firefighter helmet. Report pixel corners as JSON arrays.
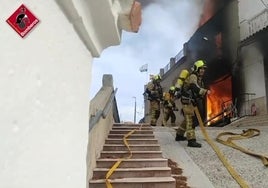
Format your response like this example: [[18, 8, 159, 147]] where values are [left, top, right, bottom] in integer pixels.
[[154, 74, 161, 81], [179, 69, 189, 80], [170, 86, 175, 91], [169, 86, 176, 94], [193, 60, 207, 72]]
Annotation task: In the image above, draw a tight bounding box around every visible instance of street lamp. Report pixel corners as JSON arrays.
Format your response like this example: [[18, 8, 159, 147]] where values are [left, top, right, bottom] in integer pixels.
[[132, 96, 136, 123]]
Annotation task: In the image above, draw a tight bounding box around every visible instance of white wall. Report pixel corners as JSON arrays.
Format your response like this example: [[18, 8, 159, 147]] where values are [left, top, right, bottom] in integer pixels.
[[241, 44, 265, 98], [240, 43, 266, 115], [239, 0, 268, 40], [238, 0, 267, 22], [0, 1, 92, 187]]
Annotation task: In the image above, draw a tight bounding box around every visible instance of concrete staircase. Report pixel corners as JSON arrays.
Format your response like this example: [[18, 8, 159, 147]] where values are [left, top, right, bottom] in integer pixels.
[[230, 114, 268, 127], [89, 123, 175, 188]]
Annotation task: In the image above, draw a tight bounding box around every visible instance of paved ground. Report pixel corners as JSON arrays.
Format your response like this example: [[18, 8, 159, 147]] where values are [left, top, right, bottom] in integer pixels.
[[153, 122, 268, 188], [154, 126, 214, 188]]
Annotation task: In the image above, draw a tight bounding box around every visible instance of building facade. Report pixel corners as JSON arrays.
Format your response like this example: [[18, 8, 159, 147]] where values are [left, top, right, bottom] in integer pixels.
[[144, 0, 268, 126], [237, 0, 268, 116]]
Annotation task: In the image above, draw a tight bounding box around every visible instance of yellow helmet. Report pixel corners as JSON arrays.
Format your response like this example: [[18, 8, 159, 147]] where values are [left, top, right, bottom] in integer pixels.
[[193, 60, 207, 72], [176, 79, 183, 88], [169, 86, 175, 91], [179, 69, 189, 80], [169, 86, 176, 94], [154, 74, 161, 81]]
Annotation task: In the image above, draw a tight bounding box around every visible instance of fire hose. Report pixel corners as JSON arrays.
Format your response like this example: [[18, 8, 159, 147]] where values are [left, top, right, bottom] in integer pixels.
[[194, 106, 250, 188], [195, 106, 268, 188], [105, 124, 144, 188], [216, 129, 268, 166]]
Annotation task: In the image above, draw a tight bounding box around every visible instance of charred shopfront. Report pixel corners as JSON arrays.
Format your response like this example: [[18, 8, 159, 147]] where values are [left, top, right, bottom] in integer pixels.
[[144, 1, 268, 126]]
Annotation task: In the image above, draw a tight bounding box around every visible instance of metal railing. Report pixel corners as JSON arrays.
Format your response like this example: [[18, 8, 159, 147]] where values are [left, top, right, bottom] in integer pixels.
[[163, 49, 185, 74], [239, 92, 256, 117], [89, 88, 119, 132], [240, 8, 268, 41]]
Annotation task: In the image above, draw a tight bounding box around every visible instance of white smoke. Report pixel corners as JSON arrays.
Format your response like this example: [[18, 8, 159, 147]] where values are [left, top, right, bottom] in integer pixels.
[[91, 0, 205, 122]]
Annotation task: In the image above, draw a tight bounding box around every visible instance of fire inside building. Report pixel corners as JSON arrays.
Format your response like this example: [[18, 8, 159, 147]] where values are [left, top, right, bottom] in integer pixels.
[[143, 0, 268, 127]]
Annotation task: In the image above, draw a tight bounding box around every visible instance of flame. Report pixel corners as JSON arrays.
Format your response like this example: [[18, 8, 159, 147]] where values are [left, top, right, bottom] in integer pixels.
[[206, 75, 232, 125], [198, 0, 218, 26]]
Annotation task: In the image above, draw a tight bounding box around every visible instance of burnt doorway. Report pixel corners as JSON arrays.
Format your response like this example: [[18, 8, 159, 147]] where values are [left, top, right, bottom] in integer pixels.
[[206, 74, 232, 126]]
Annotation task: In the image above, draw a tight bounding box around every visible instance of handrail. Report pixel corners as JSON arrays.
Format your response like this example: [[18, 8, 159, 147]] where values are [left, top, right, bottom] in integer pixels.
[[239, 92, 256, 116], [88, 88, 118, 132], [103, 88, 118, 118], [163, 49, 185, 75]]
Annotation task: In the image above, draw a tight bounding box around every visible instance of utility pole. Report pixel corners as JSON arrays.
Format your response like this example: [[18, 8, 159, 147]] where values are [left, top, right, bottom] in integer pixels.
[[133, 96, 136, 123]]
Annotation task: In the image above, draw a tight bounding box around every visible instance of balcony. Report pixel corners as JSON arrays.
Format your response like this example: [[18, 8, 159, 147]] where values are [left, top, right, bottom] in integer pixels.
[[240, 9, 268, 41]]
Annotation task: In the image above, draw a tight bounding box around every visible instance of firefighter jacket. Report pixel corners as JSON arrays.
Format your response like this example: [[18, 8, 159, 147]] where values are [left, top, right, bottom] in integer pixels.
[[163, 92, 176, 110], [145, 81, 163, 101], [181, 73, 208, 105]]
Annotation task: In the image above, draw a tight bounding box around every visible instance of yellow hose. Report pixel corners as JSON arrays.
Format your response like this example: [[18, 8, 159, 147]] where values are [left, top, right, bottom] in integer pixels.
[[216, 128, 268, 166], [194, 106, 249, 188], [105, 124, 143, 188]]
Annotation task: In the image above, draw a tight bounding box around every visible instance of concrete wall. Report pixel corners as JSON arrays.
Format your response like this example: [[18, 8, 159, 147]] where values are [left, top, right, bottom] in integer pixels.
[[239, 43, 266, 115], [87, 75, 116, 185], [222, 0, 239, 65], [237, 0, 268, 115], [239, 0, 268, 40], [238, 0, 267, 21], [0, 1, 92, 188]]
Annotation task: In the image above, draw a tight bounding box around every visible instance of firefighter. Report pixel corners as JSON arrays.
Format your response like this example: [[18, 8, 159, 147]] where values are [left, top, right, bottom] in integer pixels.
[[145, 74, 163, 126], [175, 60, 210, 147], [162, 86, 178, 127], [174, 69, 189, 99]]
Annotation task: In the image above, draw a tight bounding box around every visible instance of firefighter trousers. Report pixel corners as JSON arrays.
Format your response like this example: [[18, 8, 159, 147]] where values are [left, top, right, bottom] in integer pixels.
[[176, 103, 196, 140], [162, 107, 176, 126], [149, 100, 161, 126]]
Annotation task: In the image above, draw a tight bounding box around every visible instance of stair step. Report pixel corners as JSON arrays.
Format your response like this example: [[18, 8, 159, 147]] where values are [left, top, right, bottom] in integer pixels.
[[105, 138, 158, 144], [109, 130, 153, 134], [230, 114, 268, 127], [89, 122, 175, 188], [102, 144, 161, 151], [93, 167, 171, 179], [96, 158, 168, 168], [108, 134, 155, 139], [113, 123, 151, 127], [89, 177, 176, 188], [112, 125, 152, 130], [112, 126, 152, 130], [100, 151, 163, 158]]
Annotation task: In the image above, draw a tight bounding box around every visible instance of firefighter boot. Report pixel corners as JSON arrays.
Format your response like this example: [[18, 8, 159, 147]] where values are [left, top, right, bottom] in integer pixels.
[[187, 139, 202, 148], [175, 134, 187, 141]]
